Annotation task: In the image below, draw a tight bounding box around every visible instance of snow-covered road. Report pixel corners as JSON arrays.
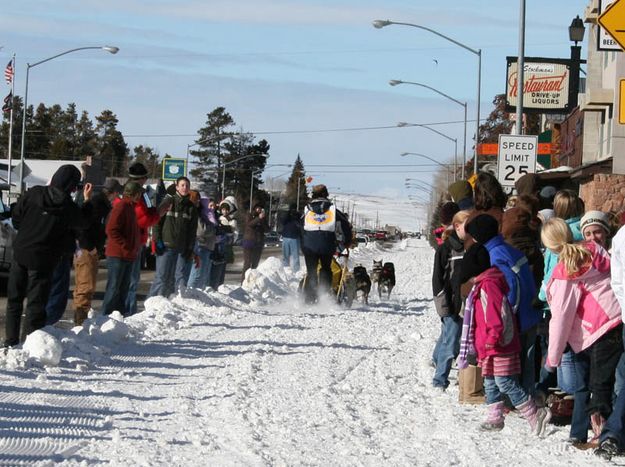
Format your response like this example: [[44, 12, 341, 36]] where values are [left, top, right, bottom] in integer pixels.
[[0, 239, 611, 465]]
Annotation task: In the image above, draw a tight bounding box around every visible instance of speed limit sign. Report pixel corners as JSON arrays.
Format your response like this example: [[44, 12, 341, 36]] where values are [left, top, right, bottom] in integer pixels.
[[497, 134, 538, 191]]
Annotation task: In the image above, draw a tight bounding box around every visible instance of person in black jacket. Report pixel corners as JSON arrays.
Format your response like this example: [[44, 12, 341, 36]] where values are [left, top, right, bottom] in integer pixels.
[[432, 208, 468, 389], [278, 203, 302, 272], [301, 184, 352, 304], [4, 165, 92, 347]]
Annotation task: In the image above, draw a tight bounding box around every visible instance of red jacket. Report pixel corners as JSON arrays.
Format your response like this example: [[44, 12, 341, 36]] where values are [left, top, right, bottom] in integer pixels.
[[113, 195, 160, 244], [472, 267, 521, 359], [106, 198, 141, 260]]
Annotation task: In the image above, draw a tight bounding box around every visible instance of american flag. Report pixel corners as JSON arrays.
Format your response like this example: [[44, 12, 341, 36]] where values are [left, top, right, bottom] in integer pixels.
[[2, 91, 11, 113], [4, 60, 14, 85]]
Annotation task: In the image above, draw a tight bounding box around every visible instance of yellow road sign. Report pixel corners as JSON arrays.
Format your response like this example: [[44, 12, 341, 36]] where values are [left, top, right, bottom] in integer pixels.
[[599, 0, 625, 51]]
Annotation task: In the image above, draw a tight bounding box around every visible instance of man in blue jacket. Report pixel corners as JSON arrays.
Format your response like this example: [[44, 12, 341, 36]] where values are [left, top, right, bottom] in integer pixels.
[[466, 214, 541, 393]]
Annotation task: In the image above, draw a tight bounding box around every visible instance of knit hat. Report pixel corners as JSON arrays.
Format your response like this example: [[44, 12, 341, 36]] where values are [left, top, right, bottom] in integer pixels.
[[539, 185, 557, 200], [465, 214, 499, 244], [103, 178, 123, 194], [50, 165, 82, 194], [580, 210, 610, 234], [439, 202, 460, 226], [459, 243, 491, 284], [312, 184, 329, 199], [128, 162, 149, 179]]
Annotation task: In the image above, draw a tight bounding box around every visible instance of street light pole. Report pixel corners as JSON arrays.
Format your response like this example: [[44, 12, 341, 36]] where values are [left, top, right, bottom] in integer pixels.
[[398, 123, 457, 182], [222, 153, 269, 202], [515, 0, 526, 135], [373, 20, 481, 175], [18, 46, 119, 194], [390, 80, 467, 179]]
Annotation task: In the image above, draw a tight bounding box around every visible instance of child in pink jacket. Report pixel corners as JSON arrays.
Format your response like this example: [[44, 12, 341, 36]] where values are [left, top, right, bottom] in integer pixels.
[[542, 218, 623, 442], [459, 244, 550, 436]]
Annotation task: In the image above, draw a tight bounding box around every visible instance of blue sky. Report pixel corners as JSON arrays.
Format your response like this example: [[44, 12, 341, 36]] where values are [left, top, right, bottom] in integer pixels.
[[2, 0, 588, 202]]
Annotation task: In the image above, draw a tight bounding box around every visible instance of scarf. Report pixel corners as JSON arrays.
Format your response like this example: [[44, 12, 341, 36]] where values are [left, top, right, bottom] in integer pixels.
[[457, 286, 477, 369]]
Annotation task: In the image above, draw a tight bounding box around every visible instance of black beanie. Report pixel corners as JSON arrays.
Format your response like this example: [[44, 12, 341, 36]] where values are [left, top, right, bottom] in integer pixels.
[[439, 201, 460, 225], [128, 162, 149, 179], [50, 165, 81, 194], [459, 243, 491, 283], [465, 214, 499, 244]]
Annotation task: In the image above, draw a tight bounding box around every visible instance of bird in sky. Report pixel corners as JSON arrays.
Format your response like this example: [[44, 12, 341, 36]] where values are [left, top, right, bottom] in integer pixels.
[[432, 59, 438, 66]]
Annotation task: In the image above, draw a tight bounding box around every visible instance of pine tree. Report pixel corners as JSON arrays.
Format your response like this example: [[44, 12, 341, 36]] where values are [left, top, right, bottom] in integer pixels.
[[189, 107, 235, 197], [284, 155, 308, 210], [95, 110, 128, 177]]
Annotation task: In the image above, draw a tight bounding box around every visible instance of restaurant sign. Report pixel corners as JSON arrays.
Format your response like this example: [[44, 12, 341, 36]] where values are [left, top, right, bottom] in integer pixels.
[[505, 57, 572, 114]]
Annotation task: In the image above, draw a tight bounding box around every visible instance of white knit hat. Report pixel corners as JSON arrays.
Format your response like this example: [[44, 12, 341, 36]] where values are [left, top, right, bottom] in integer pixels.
[[580, 210, 610, 234]]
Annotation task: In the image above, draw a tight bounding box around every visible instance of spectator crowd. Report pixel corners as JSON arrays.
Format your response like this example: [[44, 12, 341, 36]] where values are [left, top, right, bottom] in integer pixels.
[[431, 172, 625, 459]]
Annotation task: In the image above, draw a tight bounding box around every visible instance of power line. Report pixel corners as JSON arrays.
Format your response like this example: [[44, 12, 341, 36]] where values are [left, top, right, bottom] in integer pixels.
[[122, 118, 482, 139]]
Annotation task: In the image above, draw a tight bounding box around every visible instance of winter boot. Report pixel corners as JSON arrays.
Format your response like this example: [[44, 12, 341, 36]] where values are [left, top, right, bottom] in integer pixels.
[[595, 437, 621, 460], [74, 308, 89, 326], [458, 367, 466, 403], [461, 365, 485, 405], [589, 412, 606, 444], [480, 401, 505, 431], [518, 398, 551, 437]]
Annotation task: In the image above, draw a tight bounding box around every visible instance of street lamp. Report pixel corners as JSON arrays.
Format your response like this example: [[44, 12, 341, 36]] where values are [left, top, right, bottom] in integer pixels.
[[401, 152, 452, 185], [398, 123, 458, 182], [373, 19, 481, 176], [569, 15, 585, 109], [390, 79, 467, 179], [249, 163, 291, 212], [222, 153, 269, 201], [18, 46, 119, 194]]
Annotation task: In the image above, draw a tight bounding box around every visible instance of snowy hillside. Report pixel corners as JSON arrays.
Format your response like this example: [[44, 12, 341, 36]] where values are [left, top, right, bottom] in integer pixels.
[[0, 240, 612, 465]]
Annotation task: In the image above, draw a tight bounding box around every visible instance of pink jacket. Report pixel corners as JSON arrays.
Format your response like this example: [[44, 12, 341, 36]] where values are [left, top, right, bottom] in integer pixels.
[[472, 267, 521, 359], [546, 241, 622, 367]]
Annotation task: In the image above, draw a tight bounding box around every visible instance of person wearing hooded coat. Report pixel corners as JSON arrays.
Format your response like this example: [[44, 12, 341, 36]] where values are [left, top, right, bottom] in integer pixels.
[[301, 184, 352, 304], [466, 214, 541, 394], [4, 165, 92, 347], [209, 196, 239, 289]]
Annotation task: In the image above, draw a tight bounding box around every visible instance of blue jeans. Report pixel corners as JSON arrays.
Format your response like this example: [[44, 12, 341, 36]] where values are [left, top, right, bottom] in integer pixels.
[[519, 325, 537, 395], [432, 315, 462, 388], [570, 349, 591, 441], [188, 248, 212, 289], [557, 350, 578, 394], [45, 255, 72, 325], [484, 375, 529, 407], [124, 254, 142, 316], [101, 257, 134, 316], [149, 248, 192, 297], [282, 237, 300, 272], [614, 326, 625, 398]]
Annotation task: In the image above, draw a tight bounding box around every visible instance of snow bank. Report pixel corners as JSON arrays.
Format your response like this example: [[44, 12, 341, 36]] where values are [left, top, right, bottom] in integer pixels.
[[0, 256, 304, 370]]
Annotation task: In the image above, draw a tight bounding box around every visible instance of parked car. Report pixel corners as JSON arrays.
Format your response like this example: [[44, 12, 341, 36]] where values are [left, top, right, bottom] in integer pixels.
[[374, 231, 388, 241], [354, 236, 369, 246], [264, 231, 282, 247]]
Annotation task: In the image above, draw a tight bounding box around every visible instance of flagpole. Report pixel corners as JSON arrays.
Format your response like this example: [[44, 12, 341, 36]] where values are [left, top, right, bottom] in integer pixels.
[[7, 55, 15, 197]]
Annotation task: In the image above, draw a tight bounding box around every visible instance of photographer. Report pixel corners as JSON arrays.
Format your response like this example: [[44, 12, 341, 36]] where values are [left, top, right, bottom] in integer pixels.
[[241, 203, 268, 283]]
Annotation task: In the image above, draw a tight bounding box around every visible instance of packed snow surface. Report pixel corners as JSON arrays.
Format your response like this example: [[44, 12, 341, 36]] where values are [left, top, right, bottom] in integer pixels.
[[0, 239, 612, 465]]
